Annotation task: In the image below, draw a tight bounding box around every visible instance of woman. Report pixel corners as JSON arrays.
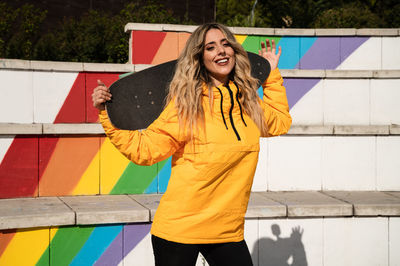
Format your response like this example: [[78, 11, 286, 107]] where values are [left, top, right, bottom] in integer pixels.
[[92, 23, 291, 266]]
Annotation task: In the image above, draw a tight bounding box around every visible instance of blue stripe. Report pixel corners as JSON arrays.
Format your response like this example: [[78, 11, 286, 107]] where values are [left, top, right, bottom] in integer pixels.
[[70, 225, 123, 266], [277, 37, 300, 69], [158, 157, 172, 193]]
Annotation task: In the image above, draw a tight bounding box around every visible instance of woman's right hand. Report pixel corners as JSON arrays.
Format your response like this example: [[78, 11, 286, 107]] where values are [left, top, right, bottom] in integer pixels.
[[92, 80, 112, 111]]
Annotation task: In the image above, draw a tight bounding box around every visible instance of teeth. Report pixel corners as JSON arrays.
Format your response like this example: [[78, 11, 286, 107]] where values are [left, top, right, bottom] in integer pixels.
[[217, 59, 228, 63]]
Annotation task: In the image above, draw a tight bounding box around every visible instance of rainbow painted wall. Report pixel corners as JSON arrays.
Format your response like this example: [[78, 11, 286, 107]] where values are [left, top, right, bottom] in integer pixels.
[[1, 25, 400, 265], [1, 31, 386, 199]]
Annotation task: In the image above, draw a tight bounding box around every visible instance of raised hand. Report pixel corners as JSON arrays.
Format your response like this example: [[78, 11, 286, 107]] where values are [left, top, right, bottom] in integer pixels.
[[259, 39, 281, 71], [92, 80, 112, 111]]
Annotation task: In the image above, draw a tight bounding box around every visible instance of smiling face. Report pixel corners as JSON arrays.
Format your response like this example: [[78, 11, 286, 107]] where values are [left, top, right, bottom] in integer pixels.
[[202, 28, 236, 87]]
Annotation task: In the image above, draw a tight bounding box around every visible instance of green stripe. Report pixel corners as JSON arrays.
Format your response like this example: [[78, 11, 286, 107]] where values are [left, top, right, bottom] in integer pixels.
[[110, 162, 158, 194], [242, 36, 281, 54], [41, 226, 95, 266], [36, 245, 49, 266]]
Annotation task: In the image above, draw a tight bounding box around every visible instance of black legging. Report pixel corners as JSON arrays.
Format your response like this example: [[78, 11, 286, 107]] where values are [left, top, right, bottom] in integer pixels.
[[151, 235, 253, 266]]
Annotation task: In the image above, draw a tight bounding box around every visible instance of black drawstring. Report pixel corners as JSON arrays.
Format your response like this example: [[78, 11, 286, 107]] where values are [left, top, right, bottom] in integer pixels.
[[225, 84, 241, 141], [233, 82, 247, 127], [216, 87, 228, 130]]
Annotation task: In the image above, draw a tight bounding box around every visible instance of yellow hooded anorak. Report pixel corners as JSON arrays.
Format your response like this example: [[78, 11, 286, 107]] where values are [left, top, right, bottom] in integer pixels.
[[99, 68, 292, 244]]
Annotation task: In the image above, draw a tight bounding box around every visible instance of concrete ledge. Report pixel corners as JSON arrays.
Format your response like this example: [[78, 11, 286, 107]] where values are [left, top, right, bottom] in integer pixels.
[[325, 70, 373, 78], [280, 69, 325, 78], [324, 191, 400, 216], [390, 125, 400, 135], [124, 23, 400, 36], [274, 28, 315, 36], [245, 192, 286, 218], [230, 26, 274, 35], [129, 194, 162, 221], [0, 124, 42, 135], [0, 197, 75, 230], [356, 28, 399, 36], [288, 125, 334, 135], [373, 70, 400, 78], [1, 124, 399, 136], [60, 195, 149, 225], [2, 60, 400, 78], [42, 123, 104, 134], [315, 28, 357, 36], [162, 24, 198, 33], [83, 63, 135, 72], [334, 125, 389, 135], [1, 191, 400, 230], [261, 191, 353, 217]]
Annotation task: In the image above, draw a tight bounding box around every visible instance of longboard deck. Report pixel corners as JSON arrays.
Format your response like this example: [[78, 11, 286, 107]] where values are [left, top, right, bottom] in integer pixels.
[[106, 52, 270, 130]]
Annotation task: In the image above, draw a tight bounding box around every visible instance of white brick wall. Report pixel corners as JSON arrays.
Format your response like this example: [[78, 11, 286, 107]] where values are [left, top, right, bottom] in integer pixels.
[[377, 137, 400, 191], [389, 217, 400, 266], [290, 80, 324, 125], [370, 79, 400, 125], [338, 38, 382, 70], [254, 136, 400, 191], [0, 70, 33, 123], [242, 217, 395, 266], [268, 137, 322, 191], [324, 217, 388, 266], [322, 137, 376, 190], [323, 79, 370, 125], [33, 72, 78, 123], [382, 37, 400, 70]]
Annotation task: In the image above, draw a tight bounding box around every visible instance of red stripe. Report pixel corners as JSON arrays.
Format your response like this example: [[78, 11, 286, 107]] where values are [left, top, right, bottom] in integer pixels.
[[132, 31, 167, 64], [85, 72, 122, 123], [0, 229, 17, 257], [54, 73, 86, 123], [0, 136, 38, 198]]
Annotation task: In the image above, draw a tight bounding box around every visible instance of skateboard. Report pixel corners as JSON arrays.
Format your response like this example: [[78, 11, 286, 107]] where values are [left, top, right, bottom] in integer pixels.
[[106, 52, 270, 130]]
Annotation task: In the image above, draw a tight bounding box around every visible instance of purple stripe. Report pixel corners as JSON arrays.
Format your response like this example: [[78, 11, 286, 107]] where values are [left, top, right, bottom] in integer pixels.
[[298, 37, 341, 69], [124, 223, 152, 257], [94, 231, 123, 266], [289, 37, 368, 108], [340, 37, 369, 62], [284, 78, 321, 108], [94, 223, 151, 265]]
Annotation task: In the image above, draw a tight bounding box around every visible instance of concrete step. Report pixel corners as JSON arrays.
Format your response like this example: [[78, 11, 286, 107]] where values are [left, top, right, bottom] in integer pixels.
[[1, 123, 399, 136], [1, 191, 400, 231]]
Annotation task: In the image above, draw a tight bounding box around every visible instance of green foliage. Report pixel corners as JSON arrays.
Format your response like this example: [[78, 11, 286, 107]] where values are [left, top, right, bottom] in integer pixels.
[[216, 0, 399, 28], [1, 0, 399, 62], [0, 3, 47, 59], [314, 2, 384, 28], [2, 0, 179, 62]]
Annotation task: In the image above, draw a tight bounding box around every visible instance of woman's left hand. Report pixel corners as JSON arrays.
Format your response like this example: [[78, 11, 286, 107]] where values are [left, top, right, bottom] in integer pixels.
[[259, 39, 281, 71]]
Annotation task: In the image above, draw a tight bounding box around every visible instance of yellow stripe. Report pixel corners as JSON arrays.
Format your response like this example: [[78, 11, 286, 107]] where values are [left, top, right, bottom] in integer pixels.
[[0, 228, 48, 266], [235, 34, 247, 45], [72, 150, 100, 195], [99, 138, 131, 194]]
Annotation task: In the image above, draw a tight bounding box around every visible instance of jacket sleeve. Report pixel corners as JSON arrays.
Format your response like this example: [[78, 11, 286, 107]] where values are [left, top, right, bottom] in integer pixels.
[[99, 101, 185, 166], [260, 68, 292, 137]]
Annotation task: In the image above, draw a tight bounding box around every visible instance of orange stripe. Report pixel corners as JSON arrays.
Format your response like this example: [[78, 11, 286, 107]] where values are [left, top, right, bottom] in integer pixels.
[[178, 32, 191, 56], [38, 137, 100, 196], [0, 229, 16, 257], [151, 32, 179, 65]]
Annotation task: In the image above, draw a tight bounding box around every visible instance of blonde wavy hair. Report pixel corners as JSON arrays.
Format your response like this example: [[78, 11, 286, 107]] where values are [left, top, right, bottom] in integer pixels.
[[166, 23, 268, 137]]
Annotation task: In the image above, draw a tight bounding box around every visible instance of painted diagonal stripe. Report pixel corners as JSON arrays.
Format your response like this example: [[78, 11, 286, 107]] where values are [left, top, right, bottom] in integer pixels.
[[48, 226, 95, 265], [0, 228, 48, 265], [94, 230, 123, 266], [70, 225, 123, 266]]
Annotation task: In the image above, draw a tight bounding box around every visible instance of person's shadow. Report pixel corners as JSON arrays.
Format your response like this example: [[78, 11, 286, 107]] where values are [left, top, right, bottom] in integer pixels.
[[252, 224, 308, 266]]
